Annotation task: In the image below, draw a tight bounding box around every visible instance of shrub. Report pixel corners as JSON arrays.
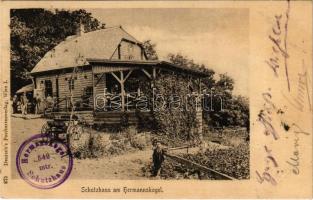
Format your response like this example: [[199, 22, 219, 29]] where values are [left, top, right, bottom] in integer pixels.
[[202, 143, 249, 179], [204, 127, 248, 147], [130, 134, 147, 150], [68, 129, 108, 159], [151, 73, 200, 141], [69, 122, 178, 159], [103, 127, 150, 156]]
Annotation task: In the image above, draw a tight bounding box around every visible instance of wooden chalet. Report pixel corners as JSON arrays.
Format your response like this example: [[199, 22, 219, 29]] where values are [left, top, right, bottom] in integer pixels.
[[30, 26, 208, 128]]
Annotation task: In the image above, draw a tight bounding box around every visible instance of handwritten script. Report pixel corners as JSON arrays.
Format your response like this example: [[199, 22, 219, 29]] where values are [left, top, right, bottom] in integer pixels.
[[265, 0, 291, 91], [282, 60, 312, 112], [257, 0, 311, 186]]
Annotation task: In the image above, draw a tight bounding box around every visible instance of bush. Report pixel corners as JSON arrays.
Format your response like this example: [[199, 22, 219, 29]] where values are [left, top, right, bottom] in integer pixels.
[[130, 134, 147, 150], [152, 73, 200, 141], [90, 133, 108, 158], [204, 127, 248, 147], [104, 140, 132, 156], [69, 125, 151, 159], [103, 127, 150, 156], [202, 143, 249, 179], [69, 129, 108, 159]]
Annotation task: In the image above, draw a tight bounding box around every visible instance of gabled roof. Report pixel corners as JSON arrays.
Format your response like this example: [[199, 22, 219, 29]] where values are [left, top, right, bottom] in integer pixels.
[[31, 26, 141, 74]]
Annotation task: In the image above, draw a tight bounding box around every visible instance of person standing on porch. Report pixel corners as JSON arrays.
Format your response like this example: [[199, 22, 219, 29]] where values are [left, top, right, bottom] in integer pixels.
[[112, 84, 119, 95], [46, 94, 54, 110], [34, 93, 41, 114], [12, 95, 18, 114], [21, 94, 28, 117]]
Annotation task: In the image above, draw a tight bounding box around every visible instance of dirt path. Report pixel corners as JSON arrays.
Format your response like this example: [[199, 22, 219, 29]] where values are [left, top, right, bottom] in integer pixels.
[[71, 149, 152, 180], [11, 117, 152, 180], [11, 117, 48, 179]]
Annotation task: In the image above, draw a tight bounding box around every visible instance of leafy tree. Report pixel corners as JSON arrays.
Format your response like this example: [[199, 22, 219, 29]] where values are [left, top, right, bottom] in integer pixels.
[[204, 74, 249, 129], [10, 9, 103, 94], [168, 53, 215, 89], [168, 53, 190, 67], [142, 40, 158, 60], [167, 53, 249, 130]]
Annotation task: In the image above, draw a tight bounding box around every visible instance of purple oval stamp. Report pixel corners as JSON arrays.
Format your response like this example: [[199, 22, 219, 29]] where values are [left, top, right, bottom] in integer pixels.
[[16, 134, 73, 189]]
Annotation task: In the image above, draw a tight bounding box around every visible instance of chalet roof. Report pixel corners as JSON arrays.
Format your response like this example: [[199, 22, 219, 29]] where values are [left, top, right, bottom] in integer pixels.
[[31, 26, 141, 74], [30, 26, 209, 77]]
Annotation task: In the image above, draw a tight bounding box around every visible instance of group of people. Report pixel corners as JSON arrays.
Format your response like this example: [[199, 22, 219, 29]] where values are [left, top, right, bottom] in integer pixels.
[[12, 94, 29, 116], [12, 93, 46, 116]]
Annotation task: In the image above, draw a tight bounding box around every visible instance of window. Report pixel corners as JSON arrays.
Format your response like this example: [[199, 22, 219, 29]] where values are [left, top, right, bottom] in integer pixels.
[[44, 80, 53, 97], [127, 43, 134, 60], [84, 86, 93, 97], [82, 86, 93, 108], [128, 43, 134, 50], [68, 79, 74, 90]]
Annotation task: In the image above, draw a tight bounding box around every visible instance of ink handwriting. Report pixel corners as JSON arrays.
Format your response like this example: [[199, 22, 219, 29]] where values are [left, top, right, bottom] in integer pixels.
[[265, 0, 291, 91]]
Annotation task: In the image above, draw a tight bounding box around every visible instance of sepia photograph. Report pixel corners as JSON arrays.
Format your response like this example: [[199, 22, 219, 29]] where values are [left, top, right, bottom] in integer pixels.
[[10, 8, 249, 183], [0, 1, 312, 198]]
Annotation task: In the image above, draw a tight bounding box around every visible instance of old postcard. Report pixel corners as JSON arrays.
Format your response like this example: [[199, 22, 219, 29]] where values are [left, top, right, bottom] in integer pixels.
[[0, 0, 312, 198]]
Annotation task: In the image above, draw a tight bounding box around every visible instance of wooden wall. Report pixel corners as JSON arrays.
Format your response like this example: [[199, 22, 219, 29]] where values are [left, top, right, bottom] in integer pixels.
[[35, 70, 93, 109], [111, 40, 144, 60], [94, 73, 106, 107], [35, 74, 57, 96]]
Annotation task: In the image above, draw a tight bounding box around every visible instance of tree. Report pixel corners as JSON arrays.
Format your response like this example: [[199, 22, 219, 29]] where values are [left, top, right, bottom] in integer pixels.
[[10, 9, 103, 94], [168, 53, 190, 67], [142, 40, 158, 60], [142, 42, 250, 130], [204, 74, 248, 129], [168, 53, 215, 89], [167, 53, 249, 129]]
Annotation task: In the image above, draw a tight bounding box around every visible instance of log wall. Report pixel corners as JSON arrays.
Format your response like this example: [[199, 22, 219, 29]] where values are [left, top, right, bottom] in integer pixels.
[[35, 70, 93, 109]]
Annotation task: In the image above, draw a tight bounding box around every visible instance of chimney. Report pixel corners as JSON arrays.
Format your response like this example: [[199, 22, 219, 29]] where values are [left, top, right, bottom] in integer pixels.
[[76, 21, 85, 36]]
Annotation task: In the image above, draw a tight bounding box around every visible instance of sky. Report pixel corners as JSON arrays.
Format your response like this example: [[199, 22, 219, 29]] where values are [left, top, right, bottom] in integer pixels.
[[88, 8, 249, 96]]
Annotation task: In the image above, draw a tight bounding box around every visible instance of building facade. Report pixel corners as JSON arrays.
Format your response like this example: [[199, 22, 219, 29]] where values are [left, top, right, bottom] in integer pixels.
[[30, 26, 207, 130]]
